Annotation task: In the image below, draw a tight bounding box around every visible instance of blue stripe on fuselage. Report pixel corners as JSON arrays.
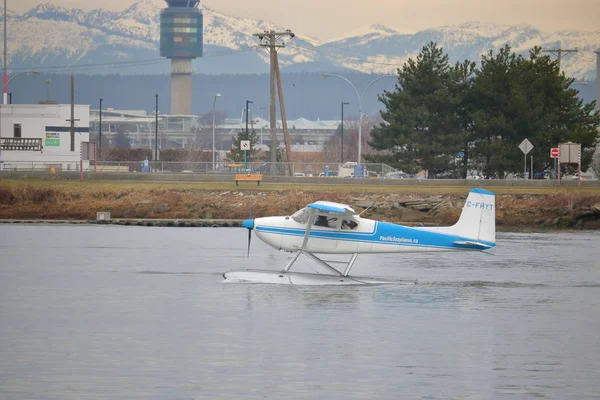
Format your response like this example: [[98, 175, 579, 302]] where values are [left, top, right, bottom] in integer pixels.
[[256, 221, 495, 249]]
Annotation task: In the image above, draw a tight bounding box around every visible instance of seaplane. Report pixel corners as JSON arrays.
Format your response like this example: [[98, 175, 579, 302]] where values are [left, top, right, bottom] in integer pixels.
[[223, 188, 496, 285]]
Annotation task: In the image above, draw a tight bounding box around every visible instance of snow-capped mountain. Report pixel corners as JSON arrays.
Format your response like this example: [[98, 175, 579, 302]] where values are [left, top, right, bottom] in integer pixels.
[[3, 2, 599, 79]]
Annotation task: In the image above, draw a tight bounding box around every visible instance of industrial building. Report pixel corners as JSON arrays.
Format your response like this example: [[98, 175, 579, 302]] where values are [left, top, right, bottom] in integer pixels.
[[89, 108, 201, 150], [89, 109, 341, 153], [0, 104, 90, 170]]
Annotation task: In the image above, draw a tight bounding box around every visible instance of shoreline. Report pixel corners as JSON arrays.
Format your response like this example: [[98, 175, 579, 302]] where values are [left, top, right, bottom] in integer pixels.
[[1, 180, 599, 230], [0, 218, 596, 233]]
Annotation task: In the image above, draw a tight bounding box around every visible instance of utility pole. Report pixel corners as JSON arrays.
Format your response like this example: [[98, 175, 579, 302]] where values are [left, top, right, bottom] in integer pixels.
[[273, 51, 294, 176], [69, 74, 76, 152], [341, 101, 349, 163], [542, 47, 579, 71], [3, 0, 8, 105], [253, 29, 295, 175], [154, 94, 159, 161], [98, 98, 103, 160], [65, 75, 80, 169], [595, 48, 600, 112]]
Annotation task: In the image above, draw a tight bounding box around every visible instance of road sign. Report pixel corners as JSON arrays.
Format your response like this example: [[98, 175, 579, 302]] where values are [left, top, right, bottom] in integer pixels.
[[518, 139, 534, 179], [353, 164, 365, 178], [240, 140, 250, 150], [559, 142, 580, 164], [518, 139, 533, 155], [550, 148, 559, 158]]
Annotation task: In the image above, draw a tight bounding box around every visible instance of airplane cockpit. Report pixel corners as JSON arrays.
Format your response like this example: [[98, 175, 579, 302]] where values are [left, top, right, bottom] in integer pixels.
[[291, 208, 358, 230]]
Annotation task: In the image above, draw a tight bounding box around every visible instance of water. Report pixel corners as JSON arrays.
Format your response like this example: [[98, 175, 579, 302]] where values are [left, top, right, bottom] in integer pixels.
[[1, 225, 599, 399]]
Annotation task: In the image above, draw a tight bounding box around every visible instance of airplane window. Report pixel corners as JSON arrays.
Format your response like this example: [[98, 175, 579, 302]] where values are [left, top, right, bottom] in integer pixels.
[[342, 219, 358, 230], [291, 208, 310, 224], [313, 216, 338, 228], [314, 215, 329, 227]]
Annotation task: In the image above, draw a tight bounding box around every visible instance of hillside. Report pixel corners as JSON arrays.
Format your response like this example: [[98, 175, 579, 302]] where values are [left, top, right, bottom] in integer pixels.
[[2, 1, 599, 79]]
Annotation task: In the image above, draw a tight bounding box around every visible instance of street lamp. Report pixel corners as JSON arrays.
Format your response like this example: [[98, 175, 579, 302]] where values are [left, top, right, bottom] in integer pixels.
[[257, 105, 267, 145], [245, 100, 253, 135], [154, 94, 159, 161], [212, 93, 221, 171], [322, 73, 396, 165], [99, 98, 103, 160], [2, 71, 40, 103], [341, 101, 349, 163], [244, 100, 253, 171]]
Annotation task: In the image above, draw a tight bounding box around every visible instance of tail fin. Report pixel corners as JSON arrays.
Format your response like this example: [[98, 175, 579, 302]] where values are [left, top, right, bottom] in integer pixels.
[[451, 188, 495, 244]]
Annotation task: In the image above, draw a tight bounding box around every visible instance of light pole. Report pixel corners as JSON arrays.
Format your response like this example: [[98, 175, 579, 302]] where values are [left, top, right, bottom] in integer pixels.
[[322, 74, 396, 165], [98, 98, 103, 160], [2, 71, 40, 93], [341, 101, 349, 163], [245, 100, 253, 135], [3, 0, 7, 105], [154, 94, 159, 161], [245, 100, 253, 171], [257, 105, 267, 145], [212, 93, 221, 171], [0, 71, 40, 168]]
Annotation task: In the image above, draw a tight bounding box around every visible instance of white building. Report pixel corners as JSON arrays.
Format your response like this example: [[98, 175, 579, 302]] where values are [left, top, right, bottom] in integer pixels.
[[0, 104, 90, 171]]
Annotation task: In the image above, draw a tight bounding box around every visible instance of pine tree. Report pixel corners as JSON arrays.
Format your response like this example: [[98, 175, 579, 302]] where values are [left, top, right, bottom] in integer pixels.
[[227, 129, 259, 163], [471, 45, 600, 178], [366, 42, 471, 177]]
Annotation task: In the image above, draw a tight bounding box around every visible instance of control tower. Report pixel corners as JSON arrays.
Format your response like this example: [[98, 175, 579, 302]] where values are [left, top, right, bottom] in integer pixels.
[[160, 0, 203, 115]]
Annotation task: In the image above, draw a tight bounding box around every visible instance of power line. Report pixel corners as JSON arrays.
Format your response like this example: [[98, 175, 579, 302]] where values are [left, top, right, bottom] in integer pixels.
[[9, 48, 257, 73], [572, 53, 596, 63], [542, 48, 578, 71], [287, 43, 404, 67]]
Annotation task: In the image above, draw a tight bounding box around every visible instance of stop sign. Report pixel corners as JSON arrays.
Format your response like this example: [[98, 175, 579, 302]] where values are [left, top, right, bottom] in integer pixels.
[[550, 148, 560, 158]]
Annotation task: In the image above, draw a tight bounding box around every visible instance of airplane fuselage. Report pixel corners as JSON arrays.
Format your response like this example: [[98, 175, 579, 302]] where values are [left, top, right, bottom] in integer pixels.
[[253, 216, 494, 254]]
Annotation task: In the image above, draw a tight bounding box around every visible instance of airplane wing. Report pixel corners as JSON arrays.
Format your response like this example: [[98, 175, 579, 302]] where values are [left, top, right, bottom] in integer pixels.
[[297, 202, 356, 250], [307, 201, 356, 217]]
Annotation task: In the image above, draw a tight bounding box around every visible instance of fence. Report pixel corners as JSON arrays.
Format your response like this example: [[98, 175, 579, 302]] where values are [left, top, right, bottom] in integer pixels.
[[0, 160, 401, 177], [1, 160, 597, 184]]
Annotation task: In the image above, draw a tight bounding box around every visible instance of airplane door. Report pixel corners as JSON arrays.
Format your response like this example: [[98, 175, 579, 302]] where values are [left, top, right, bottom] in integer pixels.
[[282, 216, 339, 253], [356, 219, 374, 253]]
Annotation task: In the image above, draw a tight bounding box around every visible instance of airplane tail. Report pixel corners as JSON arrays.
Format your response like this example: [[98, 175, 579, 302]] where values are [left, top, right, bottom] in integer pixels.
[[449, 188, 496, 244]]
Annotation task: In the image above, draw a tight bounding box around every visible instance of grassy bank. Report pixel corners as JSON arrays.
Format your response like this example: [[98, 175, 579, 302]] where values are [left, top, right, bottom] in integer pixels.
[[0, 180, 599, 230]]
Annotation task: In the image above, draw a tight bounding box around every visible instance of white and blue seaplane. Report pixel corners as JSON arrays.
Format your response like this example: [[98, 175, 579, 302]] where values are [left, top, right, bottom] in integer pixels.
[[223, 188, 496, 285]]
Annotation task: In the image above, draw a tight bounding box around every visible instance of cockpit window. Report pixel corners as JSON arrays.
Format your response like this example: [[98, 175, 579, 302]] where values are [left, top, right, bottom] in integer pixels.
[[291, 208, 310, 224], [341, 219, 358, 230], [313, 215, 339, 229]]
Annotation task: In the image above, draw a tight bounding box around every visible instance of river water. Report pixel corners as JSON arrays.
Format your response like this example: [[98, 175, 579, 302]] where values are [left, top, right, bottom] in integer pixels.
[[0, 225, 599, 399]]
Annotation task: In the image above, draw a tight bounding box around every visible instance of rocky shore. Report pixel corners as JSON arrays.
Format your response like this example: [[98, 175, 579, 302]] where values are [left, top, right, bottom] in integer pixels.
[[1, 182, 599, 230]]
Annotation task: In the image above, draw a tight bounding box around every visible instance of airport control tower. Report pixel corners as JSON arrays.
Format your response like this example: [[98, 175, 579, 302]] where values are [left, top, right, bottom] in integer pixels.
[[160, 0, 203, 115]]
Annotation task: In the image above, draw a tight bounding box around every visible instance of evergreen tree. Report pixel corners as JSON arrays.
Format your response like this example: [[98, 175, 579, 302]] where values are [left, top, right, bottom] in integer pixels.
[[471, 46, 599, 178], [366, 42, 471, 177], [227, 129, 259, 163]]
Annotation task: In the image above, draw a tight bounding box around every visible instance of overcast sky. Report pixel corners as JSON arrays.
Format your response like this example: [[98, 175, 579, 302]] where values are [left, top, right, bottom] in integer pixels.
[[11, 0, 600, 40]]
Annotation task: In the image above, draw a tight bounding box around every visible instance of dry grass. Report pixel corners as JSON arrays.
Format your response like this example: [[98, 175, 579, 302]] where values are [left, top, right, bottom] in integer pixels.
[[0, 180, 599, 229]]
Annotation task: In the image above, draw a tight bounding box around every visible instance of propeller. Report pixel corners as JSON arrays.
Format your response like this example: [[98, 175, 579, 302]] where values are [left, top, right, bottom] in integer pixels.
[[247, 228, 252, 258], [243, 201, 255, 258]]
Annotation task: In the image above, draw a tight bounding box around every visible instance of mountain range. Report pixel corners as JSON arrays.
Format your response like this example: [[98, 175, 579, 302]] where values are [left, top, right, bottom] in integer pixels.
[[3, 0, 599, 80]]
